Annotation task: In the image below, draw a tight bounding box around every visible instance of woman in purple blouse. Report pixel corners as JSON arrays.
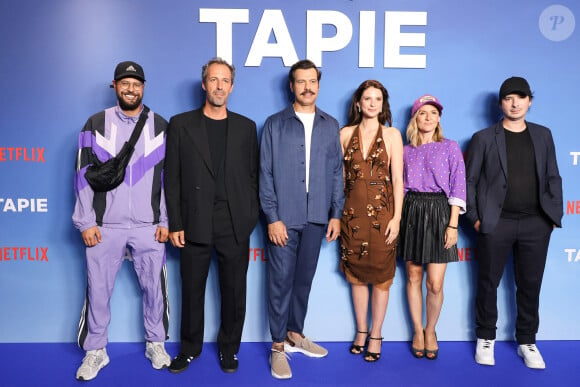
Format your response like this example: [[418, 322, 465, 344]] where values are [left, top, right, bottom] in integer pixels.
[[398, 95, 466, 360]]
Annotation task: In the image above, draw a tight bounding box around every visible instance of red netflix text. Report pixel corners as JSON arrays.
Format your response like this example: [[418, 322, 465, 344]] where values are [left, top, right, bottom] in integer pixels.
[[566, 201, 580, 215], [249, 247, 267, 262], [457, 247, 476, 262], [0, 147, 45, 162], [0, 246, 48, 262]]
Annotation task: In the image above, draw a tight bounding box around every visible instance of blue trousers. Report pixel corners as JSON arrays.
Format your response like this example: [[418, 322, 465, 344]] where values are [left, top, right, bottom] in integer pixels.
[[267, 222, 326, 343]]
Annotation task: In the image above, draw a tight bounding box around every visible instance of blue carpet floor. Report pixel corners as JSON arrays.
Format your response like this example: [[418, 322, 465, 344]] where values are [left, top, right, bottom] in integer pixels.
[[0, 341, 577, 386]]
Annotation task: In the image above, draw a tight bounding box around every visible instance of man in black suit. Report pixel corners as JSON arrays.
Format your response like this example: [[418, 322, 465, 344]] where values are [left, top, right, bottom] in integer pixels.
[[466, 77, 562, 369], [164, 58, 259, 374]]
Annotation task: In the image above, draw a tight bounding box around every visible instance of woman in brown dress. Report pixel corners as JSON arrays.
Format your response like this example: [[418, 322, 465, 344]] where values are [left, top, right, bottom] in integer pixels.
[[340, 80, 403, 362]]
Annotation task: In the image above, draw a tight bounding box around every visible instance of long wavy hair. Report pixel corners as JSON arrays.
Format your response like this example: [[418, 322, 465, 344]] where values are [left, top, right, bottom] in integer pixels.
[[346, 80, 392, 127]]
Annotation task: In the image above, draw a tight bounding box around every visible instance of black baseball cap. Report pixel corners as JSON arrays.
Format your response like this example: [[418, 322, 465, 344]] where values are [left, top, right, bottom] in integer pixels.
[[499, 76, 531, 99], [113, 61, 145, 83]]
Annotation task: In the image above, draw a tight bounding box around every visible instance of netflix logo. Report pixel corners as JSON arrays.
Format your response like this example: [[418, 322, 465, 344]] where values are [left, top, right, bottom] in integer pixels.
[[249, 247, 267, 262], [566, 200, 580, 215], [457, 246, 476, 262]]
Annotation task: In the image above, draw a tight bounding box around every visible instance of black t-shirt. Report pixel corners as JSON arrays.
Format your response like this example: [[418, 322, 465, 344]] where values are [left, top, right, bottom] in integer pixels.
[[501, 128, 540, 218], [204, 115, 228, 204]]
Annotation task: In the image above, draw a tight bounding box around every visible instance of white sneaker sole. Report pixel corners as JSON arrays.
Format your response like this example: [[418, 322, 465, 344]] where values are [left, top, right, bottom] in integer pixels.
[[76, 356, 110, 381], [271, 369, 292, 379], [149, 360, 171, 370], [517, 347, 546, 369], [284, 342, 327, 358], [269, 355, 292, 379], [475, 353, 495, 366], [146, 354, 171, 370]]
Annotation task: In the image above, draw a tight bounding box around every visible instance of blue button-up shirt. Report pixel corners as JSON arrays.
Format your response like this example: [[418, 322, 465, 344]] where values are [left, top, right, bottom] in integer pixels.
[[259, 105, 344, 227]]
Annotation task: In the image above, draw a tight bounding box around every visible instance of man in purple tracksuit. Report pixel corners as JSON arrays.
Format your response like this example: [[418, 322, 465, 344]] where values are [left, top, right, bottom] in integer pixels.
[[73, 61, 171, 381]]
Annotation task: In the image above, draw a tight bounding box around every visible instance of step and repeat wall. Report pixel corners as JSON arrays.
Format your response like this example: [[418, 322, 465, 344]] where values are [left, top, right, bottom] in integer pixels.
[[1, 0, 578, 343]]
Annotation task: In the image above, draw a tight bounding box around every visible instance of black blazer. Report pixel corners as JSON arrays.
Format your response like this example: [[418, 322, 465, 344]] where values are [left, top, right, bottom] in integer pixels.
[[465, 121, 563, 233], [164, 108, 259, 244]]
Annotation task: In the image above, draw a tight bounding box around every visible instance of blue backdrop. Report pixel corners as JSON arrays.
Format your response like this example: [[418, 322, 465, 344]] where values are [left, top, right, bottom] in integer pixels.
[[0, 0, 578, 343]]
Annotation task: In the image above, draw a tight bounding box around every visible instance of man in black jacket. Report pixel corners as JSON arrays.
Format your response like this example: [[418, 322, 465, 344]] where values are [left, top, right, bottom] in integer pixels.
[[466, 77, 563, 369], [164, 58, 259, 374]]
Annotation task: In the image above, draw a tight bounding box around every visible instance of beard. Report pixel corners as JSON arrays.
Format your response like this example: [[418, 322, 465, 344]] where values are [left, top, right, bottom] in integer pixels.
[[206, 92, 226, 108], [117, 92, 142, 111]]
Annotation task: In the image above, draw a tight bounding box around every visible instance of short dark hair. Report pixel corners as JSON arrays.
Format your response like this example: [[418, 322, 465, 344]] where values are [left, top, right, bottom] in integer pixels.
[[202, 57, 235, 85], [288, 59, 321, 84]]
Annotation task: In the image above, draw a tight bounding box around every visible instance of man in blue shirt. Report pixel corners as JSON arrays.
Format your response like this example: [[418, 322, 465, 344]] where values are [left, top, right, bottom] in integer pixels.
[[259, 59, 344, 380]]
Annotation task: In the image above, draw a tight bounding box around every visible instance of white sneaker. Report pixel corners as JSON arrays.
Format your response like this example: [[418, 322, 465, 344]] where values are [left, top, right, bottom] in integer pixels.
[[76, 348, 110, 381], [145, 341, 171, 370], [475, 338, 495, 366], [517, 344, 546, 369]]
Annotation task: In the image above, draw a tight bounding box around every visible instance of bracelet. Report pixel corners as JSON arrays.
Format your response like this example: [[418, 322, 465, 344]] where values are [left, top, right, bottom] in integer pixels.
[[447, 225, 458, 229]]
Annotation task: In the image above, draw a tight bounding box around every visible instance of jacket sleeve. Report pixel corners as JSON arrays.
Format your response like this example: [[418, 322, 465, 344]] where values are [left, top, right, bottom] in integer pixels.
[[156, 115, 169, 228], [329, 123, 345, 219], [163, 116, 183, 232], [72, 117, 97, 232], [259, 117, 279, 224], [448, 140, 467, 214], [248, 120, 259, 210], [544, 129, 563, 227], [465, 132, 483, 226]]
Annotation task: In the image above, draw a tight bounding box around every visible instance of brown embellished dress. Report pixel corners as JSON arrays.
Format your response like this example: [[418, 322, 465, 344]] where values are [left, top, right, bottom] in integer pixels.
[[340, 127, 396, 289]]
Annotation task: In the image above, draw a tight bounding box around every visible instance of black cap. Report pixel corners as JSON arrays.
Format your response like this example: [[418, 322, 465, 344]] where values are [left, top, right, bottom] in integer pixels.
[[114, 61, 145, 82], [499, 76, 531, 99]]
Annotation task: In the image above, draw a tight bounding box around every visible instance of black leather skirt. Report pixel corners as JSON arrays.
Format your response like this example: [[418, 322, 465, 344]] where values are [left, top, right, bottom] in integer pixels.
[[397, 191, 459, 264]]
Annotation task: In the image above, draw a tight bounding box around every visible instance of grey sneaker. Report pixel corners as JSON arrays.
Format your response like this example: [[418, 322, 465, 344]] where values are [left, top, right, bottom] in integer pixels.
[[517, 344, 546, 369], [475, 338, 495, 366], [284, 334, 328, 358], [270, 349, 292, 379], [76, 348, 110, 381], [145, 341, 171, 369]]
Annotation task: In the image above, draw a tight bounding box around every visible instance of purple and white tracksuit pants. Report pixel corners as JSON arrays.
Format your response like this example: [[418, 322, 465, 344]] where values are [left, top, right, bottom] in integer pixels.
[[77, 225, 169, 350]]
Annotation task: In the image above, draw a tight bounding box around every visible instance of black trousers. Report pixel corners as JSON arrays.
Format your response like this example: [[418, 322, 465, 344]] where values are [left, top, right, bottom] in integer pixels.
[[475, 214, 553, 344], [179, 204, 249, 356]]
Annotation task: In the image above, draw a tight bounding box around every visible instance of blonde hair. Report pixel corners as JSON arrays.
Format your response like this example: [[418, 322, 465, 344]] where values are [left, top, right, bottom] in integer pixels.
[[406, 110, 444, 147]]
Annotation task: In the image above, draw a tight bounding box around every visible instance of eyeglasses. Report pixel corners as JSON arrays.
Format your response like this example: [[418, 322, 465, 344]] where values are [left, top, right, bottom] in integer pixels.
[[116, 80, 144, 90]]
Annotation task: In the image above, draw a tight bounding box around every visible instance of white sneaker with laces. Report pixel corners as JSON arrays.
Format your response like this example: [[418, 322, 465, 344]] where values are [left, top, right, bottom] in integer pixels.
[[145, 341, 171, 369], [517, 344, 546, 369], [475, 338, 495, 366], [76, 348, 110, 381]]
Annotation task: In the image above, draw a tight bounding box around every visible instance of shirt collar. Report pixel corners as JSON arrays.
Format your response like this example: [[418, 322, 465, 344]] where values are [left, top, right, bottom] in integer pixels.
[[115, 105, 142, 123], [281, 104, 327, 121]]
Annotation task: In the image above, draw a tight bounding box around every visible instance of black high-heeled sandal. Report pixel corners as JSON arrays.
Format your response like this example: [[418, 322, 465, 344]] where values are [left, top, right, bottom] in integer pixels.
[[411, 330, 425, 358], [364, 337, 383, 362], [349, 330, 368, 354], [425, 331, 438, 360]]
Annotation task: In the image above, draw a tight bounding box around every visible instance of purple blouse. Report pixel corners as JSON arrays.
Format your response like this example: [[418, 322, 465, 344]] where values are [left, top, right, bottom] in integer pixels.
[[403, 138, 466, 213]]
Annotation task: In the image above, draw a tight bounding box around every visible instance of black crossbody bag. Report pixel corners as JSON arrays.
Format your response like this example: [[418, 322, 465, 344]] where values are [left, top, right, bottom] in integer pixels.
[[85, 105, 150, 192]]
